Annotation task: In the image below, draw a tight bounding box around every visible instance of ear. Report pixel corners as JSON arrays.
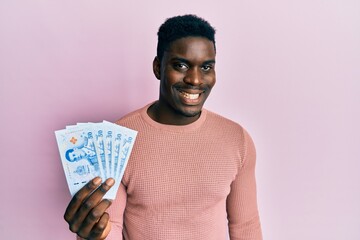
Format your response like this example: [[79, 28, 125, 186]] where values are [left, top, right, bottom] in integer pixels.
[[153, 56, 161, 80]]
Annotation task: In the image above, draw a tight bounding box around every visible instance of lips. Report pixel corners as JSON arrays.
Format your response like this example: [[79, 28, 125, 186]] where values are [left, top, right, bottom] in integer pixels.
[[179, 91, 200, 100], [176, 88, 205, 104]]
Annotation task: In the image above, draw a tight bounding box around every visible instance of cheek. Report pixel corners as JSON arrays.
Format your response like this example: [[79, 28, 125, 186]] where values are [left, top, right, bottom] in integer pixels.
[[163, 72, 183, 88], [159, 80, 173, 98], [205, 74, 216, 88], [211, 77, 216, 87]]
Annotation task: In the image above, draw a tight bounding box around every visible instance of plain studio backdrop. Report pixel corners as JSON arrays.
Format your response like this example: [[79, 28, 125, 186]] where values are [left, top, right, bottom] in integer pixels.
[[0, 1, 359, 239]]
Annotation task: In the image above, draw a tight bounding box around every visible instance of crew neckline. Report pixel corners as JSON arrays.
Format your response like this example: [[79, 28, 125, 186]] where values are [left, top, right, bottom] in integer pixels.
[[140, 102, 207, 133]]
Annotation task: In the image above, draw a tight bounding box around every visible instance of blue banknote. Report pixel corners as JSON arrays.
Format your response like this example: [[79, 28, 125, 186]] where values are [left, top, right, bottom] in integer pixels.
[[103, 122, 114, 177], [55, 126, 104, 196], [56, 121, 137, 200], [115, 127, 137, 180], [112, 132, 122, 181], [93, 127, 108, 179]]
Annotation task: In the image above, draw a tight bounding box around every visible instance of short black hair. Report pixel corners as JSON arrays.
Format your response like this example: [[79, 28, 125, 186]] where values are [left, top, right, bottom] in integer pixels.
[[156, 14, 216, 61]]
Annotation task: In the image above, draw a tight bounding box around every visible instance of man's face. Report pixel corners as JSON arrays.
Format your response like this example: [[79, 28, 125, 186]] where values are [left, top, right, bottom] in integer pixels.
[[69, 148, 86, 161], [155, 37, 216, 119]]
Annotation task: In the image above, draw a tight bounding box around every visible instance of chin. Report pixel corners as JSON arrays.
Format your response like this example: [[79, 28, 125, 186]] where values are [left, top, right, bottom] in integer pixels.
[[183, 111, 200, 117], [177, 107, 202, 118]]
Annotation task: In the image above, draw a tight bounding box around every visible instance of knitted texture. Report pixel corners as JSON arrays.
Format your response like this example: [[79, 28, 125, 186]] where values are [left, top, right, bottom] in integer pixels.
[[105, 103, 262, 240]]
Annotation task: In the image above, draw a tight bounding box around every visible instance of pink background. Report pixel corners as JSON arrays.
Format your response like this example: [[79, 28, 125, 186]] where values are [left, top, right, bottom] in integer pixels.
[[1, 1, 359, 239]]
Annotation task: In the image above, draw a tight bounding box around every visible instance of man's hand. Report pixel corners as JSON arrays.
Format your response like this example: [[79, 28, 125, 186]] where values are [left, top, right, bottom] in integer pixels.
[[64, 177, 115, 240]]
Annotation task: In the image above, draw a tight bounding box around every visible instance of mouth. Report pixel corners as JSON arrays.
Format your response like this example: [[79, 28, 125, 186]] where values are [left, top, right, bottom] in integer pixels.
[[179, 91, 201, 100], [176, 89, 204, 104]]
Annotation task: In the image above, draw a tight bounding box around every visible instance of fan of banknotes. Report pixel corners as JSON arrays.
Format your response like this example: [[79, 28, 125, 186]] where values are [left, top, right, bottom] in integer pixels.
[[55, 121, 137, 200]]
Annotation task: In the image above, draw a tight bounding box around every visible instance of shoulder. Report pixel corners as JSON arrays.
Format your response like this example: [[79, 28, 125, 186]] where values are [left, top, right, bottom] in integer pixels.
[[114, 104, 147, 129], [116, 108, 141, 123], [206, 111, 255, 166], [204, 109, 245, 133], [204, 109, 255, 155]]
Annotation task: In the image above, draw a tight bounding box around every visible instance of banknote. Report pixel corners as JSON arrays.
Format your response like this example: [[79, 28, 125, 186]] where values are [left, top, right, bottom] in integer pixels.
[[55, 121, 137, 200], [55, 126, 104, 196], [103, 122, 115, 177], [112, 131, 122, 181], [116, 127, 137, 180], [92, 126, 108, 179]]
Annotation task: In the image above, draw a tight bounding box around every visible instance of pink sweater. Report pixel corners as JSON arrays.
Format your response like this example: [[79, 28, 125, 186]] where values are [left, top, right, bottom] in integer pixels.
[[105, 103, 262, 240]]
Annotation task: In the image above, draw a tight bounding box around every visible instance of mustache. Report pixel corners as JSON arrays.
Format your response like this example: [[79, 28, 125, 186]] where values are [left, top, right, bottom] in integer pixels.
[[173, 83, 209, 91]]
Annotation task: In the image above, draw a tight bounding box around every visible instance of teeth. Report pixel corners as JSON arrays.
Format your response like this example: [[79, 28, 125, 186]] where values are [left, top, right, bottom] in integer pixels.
[[181, 91, 200, 100]]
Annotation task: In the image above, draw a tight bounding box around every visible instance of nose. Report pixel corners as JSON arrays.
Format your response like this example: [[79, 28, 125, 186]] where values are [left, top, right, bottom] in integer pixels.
[[184, 67, 201, 86]]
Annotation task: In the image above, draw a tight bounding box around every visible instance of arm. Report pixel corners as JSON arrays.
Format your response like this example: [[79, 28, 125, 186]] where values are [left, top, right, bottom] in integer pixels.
[[226, 130, 262, 240]]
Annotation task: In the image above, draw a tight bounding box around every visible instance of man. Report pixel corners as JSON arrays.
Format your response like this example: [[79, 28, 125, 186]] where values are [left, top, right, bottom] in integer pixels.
[[65, 132, 99, 171], [64, 14, 262, 240]]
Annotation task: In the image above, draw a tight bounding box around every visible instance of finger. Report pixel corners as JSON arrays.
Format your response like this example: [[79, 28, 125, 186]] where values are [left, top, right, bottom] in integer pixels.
[[88, 212, 110, 240], [64, 177, 102, 223], [77, 199, 112, 237], [69, 178, 115, 233]]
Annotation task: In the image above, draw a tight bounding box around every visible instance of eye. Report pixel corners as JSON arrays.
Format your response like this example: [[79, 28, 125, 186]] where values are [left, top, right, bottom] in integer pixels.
[[174, 62, 188, 71], [201, 64, 213, 72]]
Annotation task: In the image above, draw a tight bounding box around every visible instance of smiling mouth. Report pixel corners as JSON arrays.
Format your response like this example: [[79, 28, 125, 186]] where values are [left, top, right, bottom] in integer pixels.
[[179, 91, 201, 100]]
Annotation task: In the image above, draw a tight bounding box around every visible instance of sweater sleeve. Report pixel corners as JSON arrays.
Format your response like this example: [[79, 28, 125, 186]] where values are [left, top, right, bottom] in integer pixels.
[[226, 129, 262, 240]]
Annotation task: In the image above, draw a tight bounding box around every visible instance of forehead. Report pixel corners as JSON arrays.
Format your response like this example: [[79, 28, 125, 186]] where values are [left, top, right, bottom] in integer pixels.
[[165, 37, 216, 60]]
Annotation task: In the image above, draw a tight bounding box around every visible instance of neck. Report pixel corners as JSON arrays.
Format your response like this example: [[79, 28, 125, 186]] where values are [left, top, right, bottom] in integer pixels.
[[147, 101, 201, 126]]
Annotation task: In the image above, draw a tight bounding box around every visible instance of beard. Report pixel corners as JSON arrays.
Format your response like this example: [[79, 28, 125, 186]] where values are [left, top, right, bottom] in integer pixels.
[[172, 104, 202, 118]]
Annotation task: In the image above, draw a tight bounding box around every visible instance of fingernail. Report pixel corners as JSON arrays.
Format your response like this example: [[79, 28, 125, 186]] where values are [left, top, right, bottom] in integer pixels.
[[106, 178, 115, 186], [93, 177, 102, 185]]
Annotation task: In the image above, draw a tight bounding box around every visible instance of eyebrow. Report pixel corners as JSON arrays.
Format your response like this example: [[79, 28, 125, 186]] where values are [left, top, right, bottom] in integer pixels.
[[171, 57, 216, 65]]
